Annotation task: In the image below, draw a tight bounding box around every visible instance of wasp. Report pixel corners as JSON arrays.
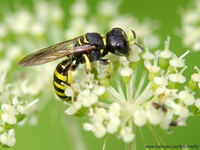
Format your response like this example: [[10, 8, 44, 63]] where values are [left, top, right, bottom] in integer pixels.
[[18, 28, 141, 101]]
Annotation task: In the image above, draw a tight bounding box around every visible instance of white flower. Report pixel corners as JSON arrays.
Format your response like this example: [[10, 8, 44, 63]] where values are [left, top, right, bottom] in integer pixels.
[[146, 102, 164, 125], [174, 104, 189, 118], [79, 92, 98, 107], [191, 66, 200, 82], [0, 129, 16, 147], [91, 108, 107, 123], [65, 102, 82, 115], [142, 51, 155, 61], [17, 105, 29, 115], [1, 113, 17, 125], [108, 103, 121, 117], [195, 98, 200, 109], [92, 123, 106, 138], [159, 37, 173, 59], [120, 67, 133, 77], [159, 110, 173, 129], [83, 122, 93, 131], [153, 77, 168, 86], [92, 86, 105, 96], [1, 104, 18, 116], [106, 116, 120, 133], [179, 90, 195, 106], [120, 127, 135, 143], [133, 108, 146, 126], [169, 58, 185, 68], [169, 73, 186, 84]]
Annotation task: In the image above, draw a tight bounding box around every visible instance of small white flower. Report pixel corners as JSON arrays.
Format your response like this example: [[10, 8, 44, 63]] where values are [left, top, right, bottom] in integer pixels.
[[128, 50, 141, 62], [159, 37, 173, 59], [153, 77, 168, 86], [17, 105, 29, 115], [142, 51, 155, 60], [146, 102, 164, 125], [92, 123, 106, 138], [159, 49, 173, 59], [92, 86, 105, 96], [108, 103, 121, 117], [159, 110, 173, 129], [179, 90, 195, 106], [191, 73, 200, 82], [106, 116, 120, 134], [169, 58, 185, 68], [191, 66, 200, 82], [91, 108, 107, 123], [120, 127, 135, 143], [65, 102, 82, 115], [1, 104, 18, 116], [0, 129, 16, 147], [81, 93, 98, 107], [195, 98, 200, 109], [1, 113, 17, 125], [133, 108, 146, 126], [169, 73, 186, 84], [120, 67, 133, 77], [174, 104, 189, 118], [83, 122, 93, 131], [65, 87, 74, 97]]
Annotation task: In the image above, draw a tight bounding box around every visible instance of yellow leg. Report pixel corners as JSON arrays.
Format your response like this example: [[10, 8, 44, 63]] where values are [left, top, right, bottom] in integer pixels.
[[82, 54, 91, 73], [67, 70, 73, 85], [66, 69, 79, 99]]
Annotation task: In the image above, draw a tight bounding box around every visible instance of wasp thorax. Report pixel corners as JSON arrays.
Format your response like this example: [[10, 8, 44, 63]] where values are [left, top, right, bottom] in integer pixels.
[[106, 28, 130, 56]]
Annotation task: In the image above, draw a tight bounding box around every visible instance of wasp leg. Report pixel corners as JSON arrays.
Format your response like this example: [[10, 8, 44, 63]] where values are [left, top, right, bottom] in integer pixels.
[[82, 54, 91, 73], [100, 59, 112, 78]]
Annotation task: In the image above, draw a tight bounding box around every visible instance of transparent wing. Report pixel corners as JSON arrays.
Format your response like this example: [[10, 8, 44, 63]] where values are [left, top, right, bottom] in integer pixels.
[[18, 36, 96, 67]]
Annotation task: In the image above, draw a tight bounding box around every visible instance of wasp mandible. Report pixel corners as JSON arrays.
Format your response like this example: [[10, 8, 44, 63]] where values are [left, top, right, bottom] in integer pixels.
[[18, 28, 142, 101]]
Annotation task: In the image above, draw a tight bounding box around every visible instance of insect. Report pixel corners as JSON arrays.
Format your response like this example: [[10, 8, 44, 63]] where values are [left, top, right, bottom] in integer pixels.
[[18, 28, 141, 101]]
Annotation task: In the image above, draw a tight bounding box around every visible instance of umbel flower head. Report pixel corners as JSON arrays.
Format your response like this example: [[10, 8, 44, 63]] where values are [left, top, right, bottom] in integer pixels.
[[0, 0, 199, 148], [65, 36, 200, 143]]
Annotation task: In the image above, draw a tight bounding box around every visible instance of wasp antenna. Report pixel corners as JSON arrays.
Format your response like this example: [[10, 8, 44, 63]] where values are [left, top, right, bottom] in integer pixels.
[[131, 30, 136, 39], [134, 42, 143, 51]]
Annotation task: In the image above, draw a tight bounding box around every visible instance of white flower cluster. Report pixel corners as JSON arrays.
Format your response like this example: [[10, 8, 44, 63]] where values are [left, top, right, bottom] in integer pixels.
[[0, 0, 160, 147], [0, 72, 38, 148], [64, 37, 199, 143], [180, 0, 200, 51]]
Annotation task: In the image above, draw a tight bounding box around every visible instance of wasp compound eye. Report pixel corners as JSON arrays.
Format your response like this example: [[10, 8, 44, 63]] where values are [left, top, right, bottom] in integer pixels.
[[116, 41, 126, 50], [116, 41, 130, 56]]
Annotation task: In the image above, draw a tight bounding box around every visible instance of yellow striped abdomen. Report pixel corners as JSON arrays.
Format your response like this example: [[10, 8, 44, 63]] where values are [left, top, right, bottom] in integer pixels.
[[53, 62, 71, 101]]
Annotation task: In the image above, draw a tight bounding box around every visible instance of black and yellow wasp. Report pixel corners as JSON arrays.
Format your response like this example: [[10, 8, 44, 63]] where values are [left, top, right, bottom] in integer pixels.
[[18, 28, 141, 101]]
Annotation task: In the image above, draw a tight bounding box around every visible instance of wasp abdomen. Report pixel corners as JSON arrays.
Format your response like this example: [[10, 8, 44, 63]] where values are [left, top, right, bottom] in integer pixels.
[[53, 60, 72, 101]]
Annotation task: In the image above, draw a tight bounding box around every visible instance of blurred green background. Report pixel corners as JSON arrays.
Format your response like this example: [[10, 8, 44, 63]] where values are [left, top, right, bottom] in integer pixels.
[[1, 0, 199, 149]]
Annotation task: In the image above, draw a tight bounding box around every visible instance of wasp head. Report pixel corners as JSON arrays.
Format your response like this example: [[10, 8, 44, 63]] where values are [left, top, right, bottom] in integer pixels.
[[106, 28, 130, 56]]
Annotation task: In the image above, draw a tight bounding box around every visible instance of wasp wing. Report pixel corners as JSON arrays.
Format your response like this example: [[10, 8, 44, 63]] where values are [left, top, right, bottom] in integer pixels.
[[18, 36, 96, 67]]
